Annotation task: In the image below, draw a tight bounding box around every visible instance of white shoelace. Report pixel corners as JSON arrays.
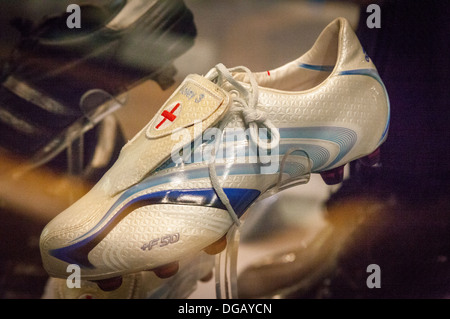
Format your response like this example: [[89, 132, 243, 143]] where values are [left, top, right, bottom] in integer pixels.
[[205, 63, 280, 226]]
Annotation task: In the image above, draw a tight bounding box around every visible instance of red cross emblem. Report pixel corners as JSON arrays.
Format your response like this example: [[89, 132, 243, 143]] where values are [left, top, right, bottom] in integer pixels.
[[155, 102, 181, 130]]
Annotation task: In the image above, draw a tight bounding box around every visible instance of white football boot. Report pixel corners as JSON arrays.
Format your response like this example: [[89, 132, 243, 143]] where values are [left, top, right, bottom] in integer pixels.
[[40, 17, 389, 287]]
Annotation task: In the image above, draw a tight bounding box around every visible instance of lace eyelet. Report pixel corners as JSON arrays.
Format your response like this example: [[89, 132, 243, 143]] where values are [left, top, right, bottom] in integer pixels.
[[229, 89, 239, 98]]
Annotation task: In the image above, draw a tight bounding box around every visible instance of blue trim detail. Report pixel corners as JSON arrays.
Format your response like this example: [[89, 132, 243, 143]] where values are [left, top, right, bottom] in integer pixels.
[[299, 63, 335, 72], [338, 68, 390, 144], [339, 68, 382, 86], [279, 126, 357, 169], [50, 188, 260, 268], [50, 236, 94, 269], [71, 164, 265, 243]]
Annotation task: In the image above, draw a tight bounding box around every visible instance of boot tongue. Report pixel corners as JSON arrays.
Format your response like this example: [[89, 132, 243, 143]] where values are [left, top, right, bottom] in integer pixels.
[[100, 73, 231, 195], [146, 74, 230, 138]]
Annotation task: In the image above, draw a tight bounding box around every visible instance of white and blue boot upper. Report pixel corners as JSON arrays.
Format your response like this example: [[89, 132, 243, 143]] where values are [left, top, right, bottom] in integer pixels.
[[40, 18, 389, 281]]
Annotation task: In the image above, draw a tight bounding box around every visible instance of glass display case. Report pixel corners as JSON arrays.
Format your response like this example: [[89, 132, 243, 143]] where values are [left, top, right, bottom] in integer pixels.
[[0, 0, 448, 302]]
